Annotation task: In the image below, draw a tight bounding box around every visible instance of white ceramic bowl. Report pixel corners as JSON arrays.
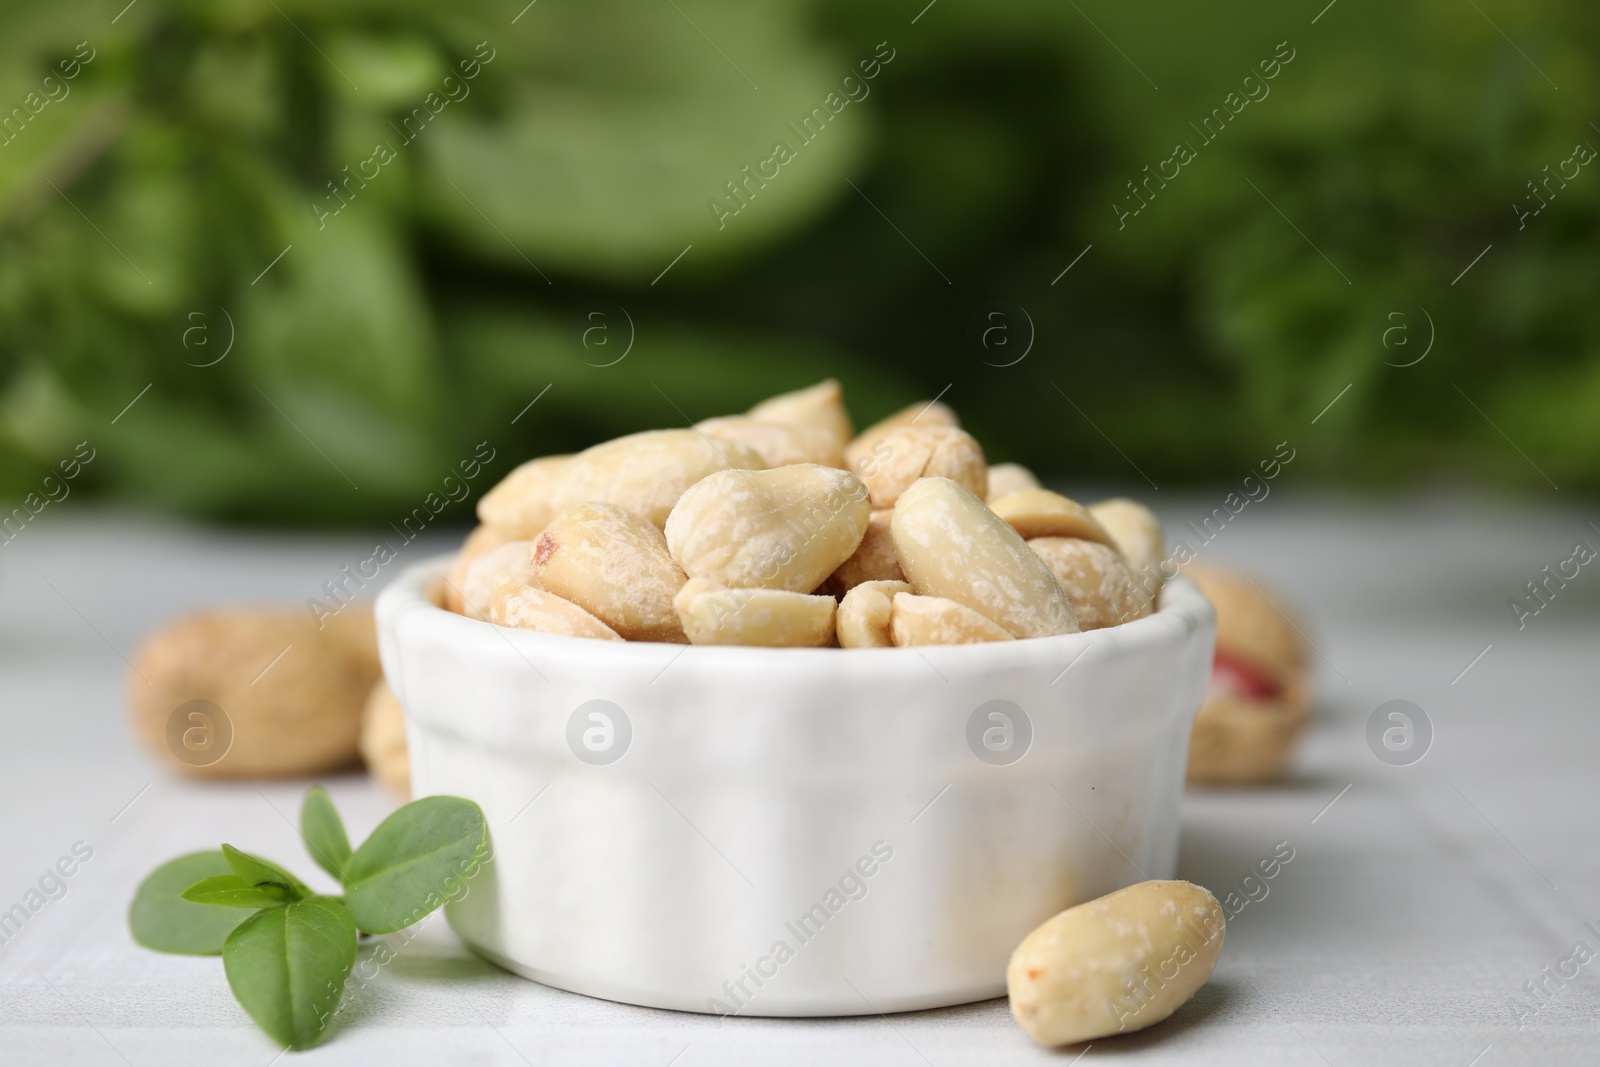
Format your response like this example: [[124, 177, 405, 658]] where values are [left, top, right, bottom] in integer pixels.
[[375, 555, 1215, 1017]]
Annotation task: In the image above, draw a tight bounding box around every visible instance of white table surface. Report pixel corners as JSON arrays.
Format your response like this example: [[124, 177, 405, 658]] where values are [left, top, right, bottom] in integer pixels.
[[2, 492, 1597, 1065]]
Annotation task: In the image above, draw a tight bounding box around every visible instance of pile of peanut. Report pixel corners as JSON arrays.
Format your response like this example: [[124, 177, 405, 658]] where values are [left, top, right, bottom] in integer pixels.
[[447, 381, 1166, 648]]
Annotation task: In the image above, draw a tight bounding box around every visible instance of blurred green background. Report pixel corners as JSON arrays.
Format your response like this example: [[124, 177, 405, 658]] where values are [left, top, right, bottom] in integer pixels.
[[1, 0, 1594, 524]]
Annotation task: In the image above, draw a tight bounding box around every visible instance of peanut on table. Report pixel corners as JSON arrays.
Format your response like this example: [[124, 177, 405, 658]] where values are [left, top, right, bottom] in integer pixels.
[[1008, 880, 1226, 1046]]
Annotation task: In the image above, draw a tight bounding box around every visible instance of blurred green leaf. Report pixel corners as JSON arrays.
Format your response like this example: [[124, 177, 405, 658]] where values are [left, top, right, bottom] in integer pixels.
[[1, 0, 1597, 519]]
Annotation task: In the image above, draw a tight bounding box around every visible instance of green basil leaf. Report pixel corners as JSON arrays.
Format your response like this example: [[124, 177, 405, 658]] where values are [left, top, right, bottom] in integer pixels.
[[300, 786, 353, 885], [342, 796, 487, 934], [182, 874, 296, 909], [222, 897, 357, 1051], [129, 851, 252, 955], [222, 844, 308, 902]]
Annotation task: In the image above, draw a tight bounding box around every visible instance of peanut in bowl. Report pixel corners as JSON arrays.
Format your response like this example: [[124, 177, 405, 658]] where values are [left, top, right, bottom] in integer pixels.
[[374, 554, 1214, 1016]]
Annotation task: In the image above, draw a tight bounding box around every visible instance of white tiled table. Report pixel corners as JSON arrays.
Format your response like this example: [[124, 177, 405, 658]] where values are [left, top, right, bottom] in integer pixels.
[[2, 494, 1596, 1065]]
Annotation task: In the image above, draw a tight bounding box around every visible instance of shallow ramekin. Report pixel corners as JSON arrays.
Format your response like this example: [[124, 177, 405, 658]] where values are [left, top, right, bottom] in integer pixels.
[[375, 555, 1215, 1017]]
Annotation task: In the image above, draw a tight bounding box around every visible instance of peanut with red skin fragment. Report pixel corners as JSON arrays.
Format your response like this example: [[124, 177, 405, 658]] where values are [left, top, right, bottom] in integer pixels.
[[532, 503, 688, 642], [1008, 880, 1225, 1046]]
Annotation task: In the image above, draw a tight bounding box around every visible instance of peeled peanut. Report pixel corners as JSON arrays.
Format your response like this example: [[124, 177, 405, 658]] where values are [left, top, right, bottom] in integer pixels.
[[826, 509, 903, 593], [665, 464, 870, 592], [1183, 563, 1307, 694], [844, 399, 960, 471], [696, 416, 844, 468], [674, 577, 836, 647], [477, 456, 571, 539], [1187, 687, 1311, 786], [443, 524, 512, 614], [836, 579, 912, 648], [987, 462, 1041, 501], [1183, 563, 1313, 785], [851, 424, 987, 510], [489, 583, 623, 640], [1028, 538, 1151, 630], [531, 502, 687, 642], [558, 430, 766, 528], [746, 379, 853, 456], [890, 593, 1013, 646], [1091, 499, 1166, 595], [126, 609, 381, 779], [360, 680, 410, 797], [891, 478, 1078, 639], [456, 540, 538, 622], [990, 490, 1115, 546], [1008, 881, 1225, 1046]]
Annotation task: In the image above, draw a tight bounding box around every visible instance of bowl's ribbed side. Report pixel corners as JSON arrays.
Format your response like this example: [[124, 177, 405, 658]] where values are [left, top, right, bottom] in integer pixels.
[[376, 555, 1215, 1015]]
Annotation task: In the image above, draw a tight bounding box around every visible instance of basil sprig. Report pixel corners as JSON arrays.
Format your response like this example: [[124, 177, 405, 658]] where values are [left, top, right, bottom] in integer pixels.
[[128, 788, 488, 1050]]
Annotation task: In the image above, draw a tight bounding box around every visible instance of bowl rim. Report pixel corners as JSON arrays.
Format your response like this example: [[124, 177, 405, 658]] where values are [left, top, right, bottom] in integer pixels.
[[377, 553, 1215, 672]]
